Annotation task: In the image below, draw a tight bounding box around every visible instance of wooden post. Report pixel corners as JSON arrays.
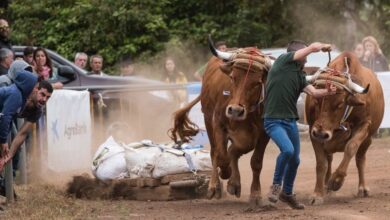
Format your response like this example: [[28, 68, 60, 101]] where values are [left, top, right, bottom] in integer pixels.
[[5, 134, 14, 203], [17, 118, 27, 184]]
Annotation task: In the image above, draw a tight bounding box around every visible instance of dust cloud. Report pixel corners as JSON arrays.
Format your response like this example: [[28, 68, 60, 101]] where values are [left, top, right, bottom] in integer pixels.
[[121, 39, 211, 82], [28, 40, 211, 186], [289, 2, 383, 52]]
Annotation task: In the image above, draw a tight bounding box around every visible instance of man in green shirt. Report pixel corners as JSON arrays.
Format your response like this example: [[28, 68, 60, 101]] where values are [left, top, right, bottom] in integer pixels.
[[264, 40, 336, 209]]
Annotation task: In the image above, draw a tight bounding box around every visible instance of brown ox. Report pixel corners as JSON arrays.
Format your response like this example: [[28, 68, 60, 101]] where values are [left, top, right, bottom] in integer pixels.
[[169, 38, 272, 205], [305, 52, 384, 205]]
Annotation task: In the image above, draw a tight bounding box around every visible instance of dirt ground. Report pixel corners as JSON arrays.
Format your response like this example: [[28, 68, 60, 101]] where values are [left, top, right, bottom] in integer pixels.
[[1, 136, 390, 220]]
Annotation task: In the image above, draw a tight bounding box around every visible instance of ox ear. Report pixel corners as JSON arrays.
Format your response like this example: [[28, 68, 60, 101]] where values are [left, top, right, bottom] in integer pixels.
[[346, 94, 365, 106], [219, 62, 233, 75]]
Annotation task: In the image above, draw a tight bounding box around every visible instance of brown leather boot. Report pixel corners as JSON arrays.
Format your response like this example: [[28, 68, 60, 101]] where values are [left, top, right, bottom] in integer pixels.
[[267, 184, 282, 203], [279, 192, 305, 209]]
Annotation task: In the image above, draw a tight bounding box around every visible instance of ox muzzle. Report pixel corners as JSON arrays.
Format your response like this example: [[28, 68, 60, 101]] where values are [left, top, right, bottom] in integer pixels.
[[226, 104, 247, 120], [310, 125, 333, 142]]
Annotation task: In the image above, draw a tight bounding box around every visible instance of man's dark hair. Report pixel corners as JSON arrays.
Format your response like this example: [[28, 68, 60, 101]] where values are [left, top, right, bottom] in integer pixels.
[[287, 40, 308, 52], [23, 46, 34, 56], [38, 80, 53, 93]]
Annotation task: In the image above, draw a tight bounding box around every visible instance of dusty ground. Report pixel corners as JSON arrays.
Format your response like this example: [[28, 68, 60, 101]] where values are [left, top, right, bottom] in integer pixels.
[[1, 136, 390, 220]]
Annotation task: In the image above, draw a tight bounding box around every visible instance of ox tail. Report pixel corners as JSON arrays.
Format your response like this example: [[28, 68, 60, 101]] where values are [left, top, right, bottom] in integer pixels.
[[168, 95, 201, 144]]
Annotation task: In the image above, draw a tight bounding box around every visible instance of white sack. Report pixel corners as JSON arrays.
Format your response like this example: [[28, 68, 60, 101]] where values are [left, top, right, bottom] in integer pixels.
[[91, 136, 128, 181], [151, 149, 212, 178], [124, 141, 162, 179]]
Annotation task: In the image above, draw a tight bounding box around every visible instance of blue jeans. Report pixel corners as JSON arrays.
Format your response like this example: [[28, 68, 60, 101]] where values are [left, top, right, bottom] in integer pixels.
[[264, 118, 300, 194]]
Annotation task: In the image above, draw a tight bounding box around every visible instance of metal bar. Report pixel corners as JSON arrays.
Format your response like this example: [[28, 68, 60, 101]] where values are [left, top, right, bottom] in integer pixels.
[[63, 82, 199, 92]]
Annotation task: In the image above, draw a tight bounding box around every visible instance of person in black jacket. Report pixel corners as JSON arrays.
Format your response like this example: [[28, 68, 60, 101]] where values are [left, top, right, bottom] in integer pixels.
[[361, 36, 389, 72], [0, 19, 12, 50]]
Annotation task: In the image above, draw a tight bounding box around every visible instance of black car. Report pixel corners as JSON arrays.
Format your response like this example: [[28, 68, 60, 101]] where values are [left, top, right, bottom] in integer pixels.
[[13, 46, 182, 141]]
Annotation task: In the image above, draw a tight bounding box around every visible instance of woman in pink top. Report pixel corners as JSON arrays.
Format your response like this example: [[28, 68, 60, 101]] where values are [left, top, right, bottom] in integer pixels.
[[33, 47, 63, 89]]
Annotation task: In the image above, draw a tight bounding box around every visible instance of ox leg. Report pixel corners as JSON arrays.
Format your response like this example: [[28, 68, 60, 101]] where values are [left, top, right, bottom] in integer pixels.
[[207, 161, 223, 199], [206, 122, 229, 199], [356, 138, 371, 197], [214, 130, 231, 180], [324, 154, 333, 184], [328, 123, 370, 192], [311, 142, 328, 205], [227, 145, 242, 198], [249, 136, 269, 207], [204, 116, 223, 200]]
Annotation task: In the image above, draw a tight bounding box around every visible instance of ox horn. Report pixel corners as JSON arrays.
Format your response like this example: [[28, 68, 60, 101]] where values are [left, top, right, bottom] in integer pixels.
[[208, 34, 234, 61], [306, 69, 322, 83], [347, 78, 369, 94]]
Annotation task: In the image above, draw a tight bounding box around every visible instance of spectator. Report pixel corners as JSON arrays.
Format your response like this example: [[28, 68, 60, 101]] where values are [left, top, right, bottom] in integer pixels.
[[194, 41, 227, 81], [74, 52, 88, 70], [33, 47, 63, 89], [0, 19, 12, 50], [0, 60, 30, 87], [88, 55, 106, 76], [162, 57, 188, 106], [0, 48, 13, 75], [353, 43, 364, 61], [162, 57, 187, 83], [361, 36, 389, 72], [121, 64, 135, 77], [23, 46, 35, 66], [120, 57, 136, 77], [0, 80, 53, 173], [0, 69, 37, 166]]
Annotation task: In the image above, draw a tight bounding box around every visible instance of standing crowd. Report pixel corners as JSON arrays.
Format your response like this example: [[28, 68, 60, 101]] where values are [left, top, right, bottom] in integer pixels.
[[353, 36, 389, 72]]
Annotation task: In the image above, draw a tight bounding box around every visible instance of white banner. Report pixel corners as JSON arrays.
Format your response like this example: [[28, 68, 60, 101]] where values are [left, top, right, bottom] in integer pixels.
[[377, 73, 390, 128], [46, 90, 92, 172]]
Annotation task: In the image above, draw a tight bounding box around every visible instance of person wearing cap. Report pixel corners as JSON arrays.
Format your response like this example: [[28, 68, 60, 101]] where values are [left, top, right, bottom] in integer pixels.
[[263, 40, 337, 210]]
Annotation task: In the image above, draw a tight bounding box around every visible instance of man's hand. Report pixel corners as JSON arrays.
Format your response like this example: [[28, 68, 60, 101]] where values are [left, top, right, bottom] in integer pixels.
[[327, 84, 337, 95], [0, 143, 9, 158], [0, 158, 5, 172], [363, 50, 371, 61]]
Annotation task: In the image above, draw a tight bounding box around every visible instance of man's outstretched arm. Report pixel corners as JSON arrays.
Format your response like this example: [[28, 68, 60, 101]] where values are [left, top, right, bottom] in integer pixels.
[[7, 121, 33, 162], [294, 42, 332, 61]]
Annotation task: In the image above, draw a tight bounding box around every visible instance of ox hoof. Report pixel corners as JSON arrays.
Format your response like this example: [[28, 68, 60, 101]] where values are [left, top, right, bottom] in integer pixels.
[[227, 181, 241, 198], [249, 196, 262, 207], [207, 183, 223, 200], [327, 173, 345, 191], [310, 196, 324, 206], [357, 187, 370, 197], [219, 167, 232, 180]]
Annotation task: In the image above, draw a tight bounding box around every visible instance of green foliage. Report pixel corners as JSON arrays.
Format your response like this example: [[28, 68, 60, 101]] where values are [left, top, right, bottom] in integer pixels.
[[5, 0, 390, 76], [9, 0, 170, 73]]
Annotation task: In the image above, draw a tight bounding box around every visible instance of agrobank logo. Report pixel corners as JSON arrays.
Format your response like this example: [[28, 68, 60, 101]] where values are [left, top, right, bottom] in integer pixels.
[[51, 119, 88, 142]]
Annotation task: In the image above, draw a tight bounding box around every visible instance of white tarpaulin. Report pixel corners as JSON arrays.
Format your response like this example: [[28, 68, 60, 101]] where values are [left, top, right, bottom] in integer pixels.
[[377, 73, 390, 128], [46, 90, 92, 172]]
